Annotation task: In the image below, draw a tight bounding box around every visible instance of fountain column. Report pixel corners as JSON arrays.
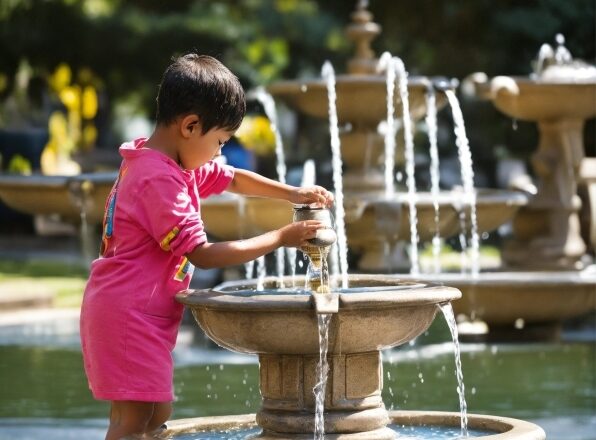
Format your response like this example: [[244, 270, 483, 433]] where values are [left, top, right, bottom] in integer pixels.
[[505, 118, 587, 268], [257, 352, 394, 438]]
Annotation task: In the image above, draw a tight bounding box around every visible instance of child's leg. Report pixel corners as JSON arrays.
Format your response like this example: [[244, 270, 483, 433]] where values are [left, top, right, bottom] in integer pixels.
[[105, 401, 155, 440], [145, 402, 172, 433]]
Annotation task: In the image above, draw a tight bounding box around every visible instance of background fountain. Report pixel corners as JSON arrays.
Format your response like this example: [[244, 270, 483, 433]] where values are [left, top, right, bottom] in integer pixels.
[[267, 2, 529, 273], [466, 34, 596, 270]]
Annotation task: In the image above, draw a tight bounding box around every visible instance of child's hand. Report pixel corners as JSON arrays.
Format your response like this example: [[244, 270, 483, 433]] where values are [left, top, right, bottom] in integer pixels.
[[290, 186, 334, 208], [279, 220, 323, 248]]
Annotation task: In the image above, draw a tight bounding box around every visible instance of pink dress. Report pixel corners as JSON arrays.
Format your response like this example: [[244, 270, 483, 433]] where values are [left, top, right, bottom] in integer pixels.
[[80, 137, 234, 402]]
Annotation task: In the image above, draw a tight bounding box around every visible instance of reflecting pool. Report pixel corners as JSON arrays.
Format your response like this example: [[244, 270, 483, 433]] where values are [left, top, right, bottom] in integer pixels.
[[0, 315, 594, 439]]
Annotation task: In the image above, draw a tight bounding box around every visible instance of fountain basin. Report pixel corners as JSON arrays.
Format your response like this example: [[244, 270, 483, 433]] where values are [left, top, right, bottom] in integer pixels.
[[402, 270, 596, 341], [163, 411, 545, 439], [345, 189, 528, 241], [177, 275, 460, 437], [0, 172, 116, 224], [472, 76, 596, 121], [267, 75, 448, 124], [176, 275, 460, 355], [344, 189, 528, 271]]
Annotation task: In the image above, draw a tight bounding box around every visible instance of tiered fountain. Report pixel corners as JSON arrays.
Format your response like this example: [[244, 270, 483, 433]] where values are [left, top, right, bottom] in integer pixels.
[[266, 2, 529, 273], [442, 35, 596, 340], [466, 34, 596, 270]]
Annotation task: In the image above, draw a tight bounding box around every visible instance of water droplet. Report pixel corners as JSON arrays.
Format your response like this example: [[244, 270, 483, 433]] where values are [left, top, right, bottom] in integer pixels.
[[219, 364, 224, 371], [471, 387, 476, 395], [481, 232, 489, 240], [514, 318, 525, 329], [491, 346, 498, 355], [512, 119, 518, 131], [300, 84, 308, 92]]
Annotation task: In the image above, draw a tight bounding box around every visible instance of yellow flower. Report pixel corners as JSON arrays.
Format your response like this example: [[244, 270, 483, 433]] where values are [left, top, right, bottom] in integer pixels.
[[50, 63, 71, 92], [59, 86, 81, 112], [236, 115, 276, 156], [82, 86, 98, 119]]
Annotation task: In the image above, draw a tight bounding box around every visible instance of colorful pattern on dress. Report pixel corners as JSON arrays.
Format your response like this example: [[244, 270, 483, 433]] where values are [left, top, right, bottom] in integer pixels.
[[100, 166, 127, 256], [160, 227, 180, 251], [174, 256, 194, 281]]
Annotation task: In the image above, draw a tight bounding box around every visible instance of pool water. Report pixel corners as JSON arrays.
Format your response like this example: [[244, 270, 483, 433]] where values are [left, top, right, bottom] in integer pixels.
[[0, 316, 594, 439], [171, 425, 495, 439]]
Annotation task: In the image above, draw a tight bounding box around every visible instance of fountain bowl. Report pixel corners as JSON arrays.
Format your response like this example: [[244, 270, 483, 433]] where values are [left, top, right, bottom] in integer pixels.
[[402, 269, 596, 341], [162, 411, 545, 439], [0, 172, 116, 224], [176, 274, 461, 356], [470, 74, 596, 121], [267, 75, 448, 125]]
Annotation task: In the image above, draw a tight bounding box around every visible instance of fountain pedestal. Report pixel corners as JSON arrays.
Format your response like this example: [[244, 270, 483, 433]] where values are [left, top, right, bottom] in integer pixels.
[[258, 352, 394, 438], [504, 118, 587, 269]]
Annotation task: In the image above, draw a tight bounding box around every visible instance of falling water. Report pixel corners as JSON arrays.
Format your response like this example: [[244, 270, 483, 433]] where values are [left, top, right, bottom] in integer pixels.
[[252, 87, 289, 282], [322, 61, 349, 288], [256, 255, 266, 291], [380, 52, 396, 198], [379, 52, 420, 275], [425, 88, 442, 274], [445, 90, 480, 277], [313, 313, 332, 440], [439, 303, 469, 437]]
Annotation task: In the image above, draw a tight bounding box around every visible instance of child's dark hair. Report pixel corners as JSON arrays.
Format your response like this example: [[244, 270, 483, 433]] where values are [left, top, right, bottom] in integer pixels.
[[156, 54, 246, 133]]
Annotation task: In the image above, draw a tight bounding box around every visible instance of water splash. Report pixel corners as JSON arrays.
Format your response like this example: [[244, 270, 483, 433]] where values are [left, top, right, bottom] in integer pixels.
[[313, 313, 332, 440], [322, 61, 349, 289], [378, 52, 420, 275], [425, 87, 442, 274], [439, 303, 469, 437], [445, 90, 479, 277]]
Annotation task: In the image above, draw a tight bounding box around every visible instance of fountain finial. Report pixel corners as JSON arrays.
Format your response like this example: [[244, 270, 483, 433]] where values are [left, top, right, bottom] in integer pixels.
[[346, 1, 381, 75]]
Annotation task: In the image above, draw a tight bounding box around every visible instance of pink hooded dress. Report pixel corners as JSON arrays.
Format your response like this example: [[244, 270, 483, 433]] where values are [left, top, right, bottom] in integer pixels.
[[80, 137, 234, 402]]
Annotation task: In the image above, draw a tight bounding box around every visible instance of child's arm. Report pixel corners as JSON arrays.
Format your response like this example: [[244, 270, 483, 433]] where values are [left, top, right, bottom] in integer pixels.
[[186, 220, 322, 269], [227, 169, 334, 207]]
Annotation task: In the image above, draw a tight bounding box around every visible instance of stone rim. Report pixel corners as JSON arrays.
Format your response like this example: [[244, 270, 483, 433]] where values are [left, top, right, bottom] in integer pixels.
[[162, 411, 546, 439], [176, 274, 461, 312]]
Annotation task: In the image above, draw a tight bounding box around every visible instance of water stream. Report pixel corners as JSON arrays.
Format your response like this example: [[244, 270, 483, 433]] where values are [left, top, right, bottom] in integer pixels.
[[425, 88, 442, 274], [445, 90, 479, 277], [439, 303, 469, 437], [378, 52, 420, 275], [313, 312, 332, 440], [252, 87, 289, 283], [321, 61, 349, 289]]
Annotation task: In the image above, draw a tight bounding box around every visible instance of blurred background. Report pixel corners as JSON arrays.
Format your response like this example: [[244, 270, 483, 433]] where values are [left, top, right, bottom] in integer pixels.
[[0, 0, 594, 183]]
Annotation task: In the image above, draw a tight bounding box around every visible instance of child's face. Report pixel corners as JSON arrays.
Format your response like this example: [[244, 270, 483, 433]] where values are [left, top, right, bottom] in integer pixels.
[[179, 120, 234, 170]]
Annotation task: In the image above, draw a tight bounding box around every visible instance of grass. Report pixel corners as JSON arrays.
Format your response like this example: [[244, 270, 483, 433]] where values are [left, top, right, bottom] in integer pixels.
[[0, 259, 88, 308]]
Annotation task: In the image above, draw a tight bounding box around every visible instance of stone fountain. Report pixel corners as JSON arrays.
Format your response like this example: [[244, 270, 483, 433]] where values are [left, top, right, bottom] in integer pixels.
[[434, 35, 596, 340], [467, 34, 596, 270], [172, 274, 545, 439], [267, 2, 529, 272]]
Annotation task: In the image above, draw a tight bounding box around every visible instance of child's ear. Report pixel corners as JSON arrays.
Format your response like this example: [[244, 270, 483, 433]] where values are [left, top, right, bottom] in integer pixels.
[[180, 115, 201, 138]]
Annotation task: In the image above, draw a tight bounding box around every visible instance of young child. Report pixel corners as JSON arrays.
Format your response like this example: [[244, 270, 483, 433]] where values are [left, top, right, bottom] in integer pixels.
[[79, 53, 333, 440]]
